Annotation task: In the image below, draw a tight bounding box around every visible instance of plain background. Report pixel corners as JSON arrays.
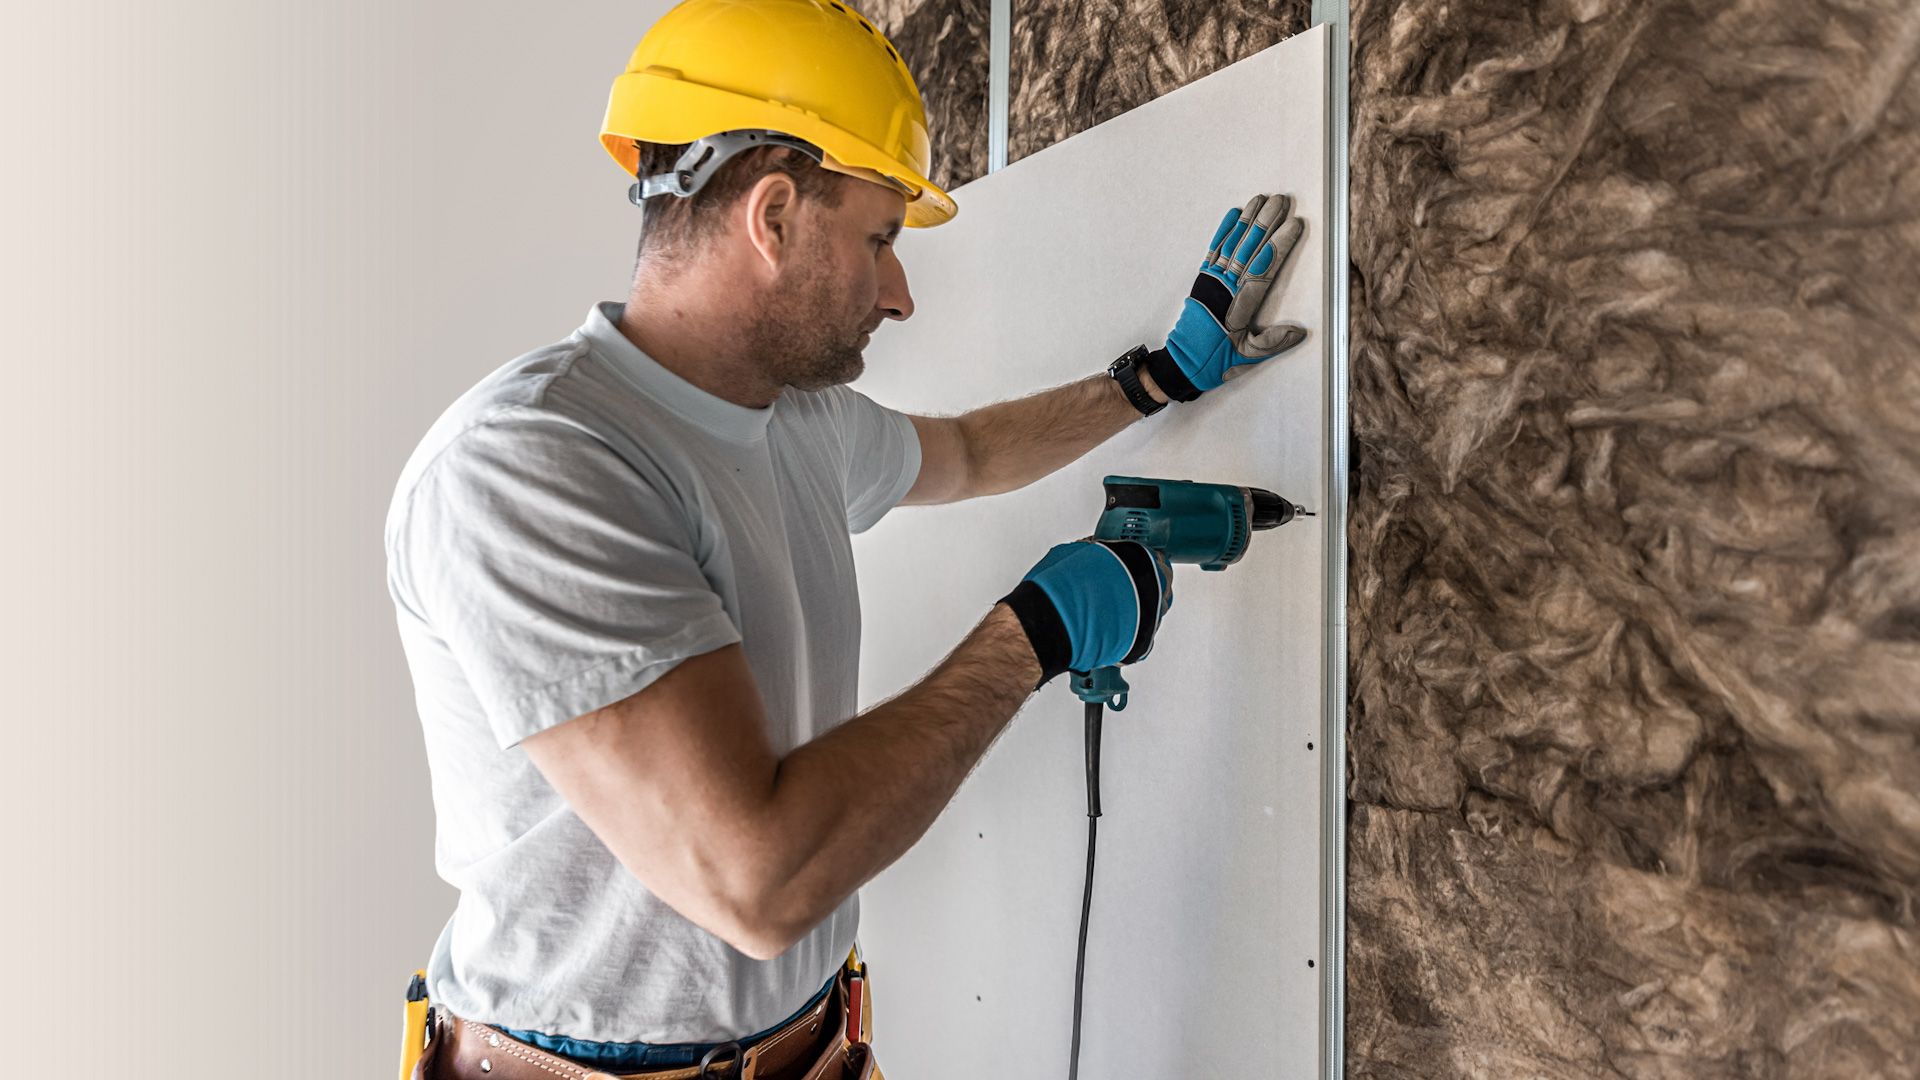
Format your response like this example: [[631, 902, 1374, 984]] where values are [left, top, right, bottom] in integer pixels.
[[1, 2, 674, 1076]]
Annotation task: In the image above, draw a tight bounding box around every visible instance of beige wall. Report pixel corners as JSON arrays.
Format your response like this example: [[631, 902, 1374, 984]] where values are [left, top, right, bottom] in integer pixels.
[[0, 3, 672, 1075]]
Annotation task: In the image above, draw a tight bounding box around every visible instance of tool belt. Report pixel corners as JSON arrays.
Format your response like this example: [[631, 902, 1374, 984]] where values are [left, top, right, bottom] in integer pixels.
[[398, 950, 881, 1080]]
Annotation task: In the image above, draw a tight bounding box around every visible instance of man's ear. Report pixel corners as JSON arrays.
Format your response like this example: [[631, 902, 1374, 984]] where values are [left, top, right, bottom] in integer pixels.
[[742, 172, 799, 275]]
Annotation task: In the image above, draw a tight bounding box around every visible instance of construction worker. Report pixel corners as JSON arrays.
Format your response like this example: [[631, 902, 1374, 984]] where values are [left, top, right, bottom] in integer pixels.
[[386, 1, 1307, 1077]]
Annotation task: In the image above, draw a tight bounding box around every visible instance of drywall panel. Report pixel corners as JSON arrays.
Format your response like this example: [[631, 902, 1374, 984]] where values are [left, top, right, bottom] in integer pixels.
[[850, 27, 1329, 1079]]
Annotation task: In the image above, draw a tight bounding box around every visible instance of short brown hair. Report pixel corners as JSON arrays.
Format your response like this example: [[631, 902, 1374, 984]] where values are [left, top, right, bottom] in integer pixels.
[[632, 140, 848, 259]]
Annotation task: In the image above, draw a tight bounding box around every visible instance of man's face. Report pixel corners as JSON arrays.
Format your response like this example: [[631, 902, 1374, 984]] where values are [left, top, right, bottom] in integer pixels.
[[749, 178, 914, 393]]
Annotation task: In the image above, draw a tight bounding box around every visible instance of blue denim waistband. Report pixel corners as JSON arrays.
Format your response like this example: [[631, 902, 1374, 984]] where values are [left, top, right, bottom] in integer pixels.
[[493, 971, 838, 1072]]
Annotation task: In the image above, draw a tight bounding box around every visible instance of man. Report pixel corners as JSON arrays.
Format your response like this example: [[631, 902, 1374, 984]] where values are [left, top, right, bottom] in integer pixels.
[[387, 1, 1307, 1077]]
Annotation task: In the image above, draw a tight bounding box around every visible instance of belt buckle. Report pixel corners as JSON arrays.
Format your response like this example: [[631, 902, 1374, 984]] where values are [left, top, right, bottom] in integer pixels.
[[696, 1040, 744, 1079]]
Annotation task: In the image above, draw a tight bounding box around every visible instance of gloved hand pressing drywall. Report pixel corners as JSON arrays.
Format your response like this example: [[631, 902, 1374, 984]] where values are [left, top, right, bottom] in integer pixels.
[[998, 540, 1174, 688], [1143, 193, 1307, 402]]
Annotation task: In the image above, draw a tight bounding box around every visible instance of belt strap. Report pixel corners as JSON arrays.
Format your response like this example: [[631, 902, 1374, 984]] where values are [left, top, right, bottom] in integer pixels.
[[402, 949, 875, 1080], [420, 968, 855, 1080]]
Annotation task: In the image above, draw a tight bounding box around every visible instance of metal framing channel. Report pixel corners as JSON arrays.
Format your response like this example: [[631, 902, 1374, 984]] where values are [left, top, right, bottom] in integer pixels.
[[1309, 1, 1350, 1078], [988, 0, 1010, 172]]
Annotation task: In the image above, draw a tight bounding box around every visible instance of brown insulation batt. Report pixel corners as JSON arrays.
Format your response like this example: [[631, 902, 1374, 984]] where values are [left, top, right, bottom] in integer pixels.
[[1009, 0, 1312, 163], [1347, 0, 1920, 1076], [864, 0, 992, 191]]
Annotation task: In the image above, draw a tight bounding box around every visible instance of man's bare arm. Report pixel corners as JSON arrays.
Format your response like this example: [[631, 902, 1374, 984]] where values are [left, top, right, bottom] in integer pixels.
[[521, 603, 1041, 960], [902, 366, 1169, 505], [905, 193, 1309, 507]]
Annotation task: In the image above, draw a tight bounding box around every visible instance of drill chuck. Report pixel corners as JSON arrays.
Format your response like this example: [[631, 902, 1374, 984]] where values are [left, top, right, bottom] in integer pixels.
[[1248, 486, 1313, 530]]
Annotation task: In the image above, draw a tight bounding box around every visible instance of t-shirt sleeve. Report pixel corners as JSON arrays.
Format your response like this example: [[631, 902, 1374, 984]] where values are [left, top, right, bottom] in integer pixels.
[[833, 387, 923, 534], [392, 415, 741, 749]]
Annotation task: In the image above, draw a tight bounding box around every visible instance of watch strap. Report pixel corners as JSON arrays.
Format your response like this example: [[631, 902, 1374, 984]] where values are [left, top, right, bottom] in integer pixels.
[[1108, 345, 1168, 416]]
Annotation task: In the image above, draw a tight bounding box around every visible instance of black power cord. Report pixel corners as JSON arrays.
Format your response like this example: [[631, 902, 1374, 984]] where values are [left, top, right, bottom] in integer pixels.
[[1068, 701, 1104, 1080]]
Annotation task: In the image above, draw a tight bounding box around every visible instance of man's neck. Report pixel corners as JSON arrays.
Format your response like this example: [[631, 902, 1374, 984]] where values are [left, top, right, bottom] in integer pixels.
[[617, 275, 782, 410]]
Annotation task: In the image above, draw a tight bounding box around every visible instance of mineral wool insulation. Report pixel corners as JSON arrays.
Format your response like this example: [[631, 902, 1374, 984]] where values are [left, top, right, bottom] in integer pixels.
[[1346, 0, 1920, 1075]]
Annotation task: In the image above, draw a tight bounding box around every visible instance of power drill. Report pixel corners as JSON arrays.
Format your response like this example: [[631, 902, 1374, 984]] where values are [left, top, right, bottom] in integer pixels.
[[1068, 475, 1312, 710], [1059, 475, 1311, 1080]]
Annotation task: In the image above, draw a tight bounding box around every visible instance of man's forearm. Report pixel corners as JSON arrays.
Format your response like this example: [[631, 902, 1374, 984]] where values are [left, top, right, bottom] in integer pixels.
[[752, 603, 1041, 949], [957, 366, 1168, 499]]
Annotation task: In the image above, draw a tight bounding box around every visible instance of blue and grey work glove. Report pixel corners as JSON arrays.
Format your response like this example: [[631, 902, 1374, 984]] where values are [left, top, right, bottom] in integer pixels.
[[999, 540, 1174, 688], [1143, 193, 1307, 402]]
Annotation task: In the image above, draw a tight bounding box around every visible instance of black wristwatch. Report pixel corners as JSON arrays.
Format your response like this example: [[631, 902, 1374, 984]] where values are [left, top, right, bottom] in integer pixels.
[[1107, 345, 1167, 417]]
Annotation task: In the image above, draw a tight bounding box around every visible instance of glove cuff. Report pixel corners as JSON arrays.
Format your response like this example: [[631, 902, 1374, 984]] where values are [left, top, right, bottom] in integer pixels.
[[1143, 347, 1203, 403], [1097, 539, 1163, 665], [999, 581, 1071, 689]]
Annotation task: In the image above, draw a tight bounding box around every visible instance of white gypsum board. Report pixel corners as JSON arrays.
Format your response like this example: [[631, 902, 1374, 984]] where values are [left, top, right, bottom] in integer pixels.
[[849, 25, 1329, 1080]]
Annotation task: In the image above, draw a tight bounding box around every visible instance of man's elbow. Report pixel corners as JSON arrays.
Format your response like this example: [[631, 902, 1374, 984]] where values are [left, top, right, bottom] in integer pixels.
[[703, 865, 794, 958], [705, 893, 816, 962], [641, 855, 817, 962], [734, 924, 804, 963]]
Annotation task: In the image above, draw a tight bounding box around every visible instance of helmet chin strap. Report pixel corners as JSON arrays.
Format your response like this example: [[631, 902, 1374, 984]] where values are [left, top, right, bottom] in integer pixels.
[[630, 130, 824, 205]]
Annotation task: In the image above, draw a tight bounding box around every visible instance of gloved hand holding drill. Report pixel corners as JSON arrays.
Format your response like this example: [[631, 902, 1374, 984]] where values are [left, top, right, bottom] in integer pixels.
[[993, 475, 1310, 691], [1143, 192, 1308, 402], [999, 540, 1174, 688]]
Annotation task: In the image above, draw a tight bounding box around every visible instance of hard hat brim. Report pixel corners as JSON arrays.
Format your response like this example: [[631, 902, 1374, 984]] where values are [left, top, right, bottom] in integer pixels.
[[603, 70, 957, 228]]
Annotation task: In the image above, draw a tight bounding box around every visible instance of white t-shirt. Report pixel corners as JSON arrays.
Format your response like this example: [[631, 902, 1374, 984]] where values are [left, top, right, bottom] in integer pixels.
[[384, 300, 922, 1044]]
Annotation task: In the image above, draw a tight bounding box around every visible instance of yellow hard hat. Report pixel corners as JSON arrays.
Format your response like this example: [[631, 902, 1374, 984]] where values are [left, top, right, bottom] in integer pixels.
[[601, 0, 957, 228]]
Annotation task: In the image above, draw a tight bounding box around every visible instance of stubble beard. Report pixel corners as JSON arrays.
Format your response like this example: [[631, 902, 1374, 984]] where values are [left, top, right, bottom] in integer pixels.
[[749, 243, 871, 394]]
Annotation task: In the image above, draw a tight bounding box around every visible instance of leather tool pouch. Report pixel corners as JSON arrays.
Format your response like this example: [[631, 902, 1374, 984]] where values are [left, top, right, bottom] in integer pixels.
[[406, 1014, 874, 1080], [400, 964, 882, 1080]]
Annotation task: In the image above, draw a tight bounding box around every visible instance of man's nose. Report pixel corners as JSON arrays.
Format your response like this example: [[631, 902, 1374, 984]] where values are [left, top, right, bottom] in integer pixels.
[[879, 250, 914, 321]]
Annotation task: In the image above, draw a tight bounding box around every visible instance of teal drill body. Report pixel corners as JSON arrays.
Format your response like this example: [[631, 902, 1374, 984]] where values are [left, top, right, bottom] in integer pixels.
[[1071, 475, 1310, 707]]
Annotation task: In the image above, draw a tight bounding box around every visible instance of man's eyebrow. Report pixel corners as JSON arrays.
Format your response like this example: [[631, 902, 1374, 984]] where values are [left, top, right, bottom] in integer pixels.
[[883, 221, 903, 241]]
